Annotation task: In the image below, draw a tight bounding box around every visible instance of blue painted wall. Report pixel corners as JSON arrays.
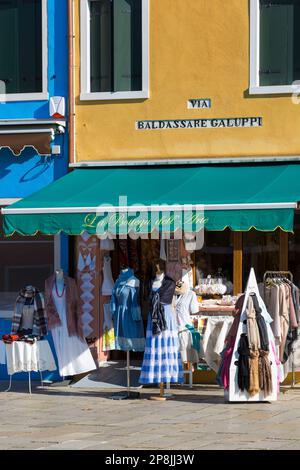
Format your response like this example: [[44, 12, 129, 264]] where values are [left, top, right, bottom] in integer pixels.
[[0, 0, 68, 121], [0, 0, 69, 197], [0, 1, 69, 382]]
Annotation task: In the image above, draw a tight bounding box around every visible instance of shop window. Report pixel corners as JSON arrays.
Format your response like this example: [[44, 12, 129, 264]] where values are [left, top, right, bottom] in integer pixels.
[[289, 212, 300, 286], [250, 0, 300, 94], [0, 0, 48, 101], [81, 0, 149, 100], [242, 229, 280, 287], [194, 230, 234, 293], [0, 215, 54, 318]]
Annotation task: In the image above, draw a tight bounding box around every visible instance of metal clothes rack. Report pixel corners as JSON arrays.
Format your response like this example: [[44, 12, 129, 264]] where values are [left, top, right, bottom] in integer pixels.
[[263, 270, 297, 389]]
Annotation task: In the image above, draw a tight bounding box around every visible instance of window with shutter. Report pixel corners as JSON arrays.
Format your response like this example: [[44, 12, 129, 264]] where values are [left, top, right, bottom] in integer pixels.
[[259, 0, 300, 87], [0, 0, 43, 94], [88, 0, 144, 95]]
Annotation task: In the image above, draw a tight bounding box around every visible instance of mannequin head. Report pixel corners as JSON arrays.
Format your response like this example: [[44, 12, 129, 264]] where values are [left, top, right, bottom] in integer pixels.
[[175, 280, 189, 296], [55, 268, 64, 281]]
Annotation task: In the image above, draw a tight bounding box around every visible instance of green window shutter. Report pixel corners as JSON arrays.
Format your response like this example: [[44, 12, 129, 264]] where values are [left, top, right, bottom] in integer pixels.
[[90, 0, 112, 93], [0, 0, 19, 94], [260, 1, 294, 86], [19, 0, 42, 93], [113, 0, 142, 92], [0, 0, 42, 94]]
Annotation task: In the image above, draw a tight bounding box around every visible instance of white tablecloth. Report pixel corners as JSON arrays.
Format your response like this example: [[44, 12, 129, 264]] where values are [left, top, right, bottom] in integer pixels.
[[1, 340, 57, 375]]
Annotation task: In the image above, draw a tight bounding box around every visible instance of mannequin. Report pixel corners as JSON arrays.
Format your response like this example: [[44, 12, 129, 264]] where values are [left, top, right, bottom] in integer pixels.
[[110, 266, 145, 352], [174, 280, 200, 365], [139, 264, 184, 399], [45, 271, 96, 377], [110, 265, 145, 400]]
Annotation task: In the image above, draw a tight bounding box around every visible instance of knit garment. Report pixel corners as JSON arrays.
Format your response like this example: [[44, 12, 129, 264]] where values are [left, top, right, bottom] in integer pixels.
[[250, 293, 269, 352], [248, 349, 260, 397], [246, 297, 261, 351], [12, 287, 47, 337], [237, 334, 250, 392], [259, 350, 273, 397]]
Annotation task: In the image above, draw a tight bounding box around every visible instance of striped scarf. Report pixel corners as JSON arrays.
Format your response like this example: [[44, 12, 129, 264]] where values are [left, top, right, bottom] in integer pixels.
[[12, 287, 47, 337]]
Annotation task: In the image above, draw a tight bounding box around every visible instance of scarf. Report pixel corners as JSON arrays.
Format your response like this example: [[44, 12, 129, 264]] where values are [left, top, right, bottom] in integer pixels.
[[150, 275, 176, 336], [248, 349, 260, 397], [12, 287, 47, 337], [246, 296, 261, 351], [151, 291, 167, 336], [250, 293, 269, 351], [259, 350, 273, 397], [237, 334, 250, 392]]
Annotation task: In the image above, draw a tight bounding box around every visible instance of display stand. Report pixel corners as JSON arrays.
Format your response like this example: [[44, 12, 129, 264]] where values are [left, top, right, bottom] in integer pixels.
[[109, 351, 140, 400], [226, 268, 278, 402], [149, 381, 174, 401]]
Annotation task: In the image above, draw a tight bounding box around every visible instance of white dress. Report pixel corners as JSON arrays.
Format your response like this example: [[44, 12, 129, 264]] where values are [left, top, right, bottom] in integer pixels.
[[51, 286, 96, 377], [175, 290, 200, 363], [101, 256, 115, 296]]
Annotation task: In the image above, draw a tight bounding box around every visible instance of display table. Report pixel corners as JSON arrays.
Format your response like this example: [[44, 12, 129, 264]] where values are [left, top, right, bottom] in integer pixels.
[[0, 340, 57, 394]]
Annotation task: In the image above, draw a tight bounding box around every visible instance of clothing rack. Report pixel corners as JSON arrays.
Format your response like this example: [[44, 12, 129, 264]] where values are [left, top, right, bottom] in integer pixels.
[[263, 270, 296, 389]]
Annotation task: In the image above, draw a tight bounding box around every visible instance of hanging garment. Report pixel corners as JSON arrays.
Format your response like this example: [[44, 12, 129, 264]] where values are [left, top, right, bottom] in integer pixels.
[[246, 296, 261, 351], [51, 285, 96, 376], [102, 303, 115, 351], [175, 289, 200, 362], [264, 284, 280, 341], [258, 350, 273, 397], [100, 238, 115, 251], [237, 334, 250, 392], [12, 287, 47, 337], [251, 293, 269, 352], [248, 350, 260, 397], [150, 275, 176, 336], [110, 269, 145, 352], [101, 256, 115, 296], [159, 238, 167, 261], [202, 316, 234, 372], [279, 285, 290, 362], [139, 303, 184, 384]]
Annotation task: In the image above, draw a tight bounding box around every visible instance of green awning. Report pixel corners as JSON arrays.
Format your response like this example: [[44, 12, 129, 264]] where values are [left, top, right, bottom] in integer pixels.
[[2, 163, 300, 236]]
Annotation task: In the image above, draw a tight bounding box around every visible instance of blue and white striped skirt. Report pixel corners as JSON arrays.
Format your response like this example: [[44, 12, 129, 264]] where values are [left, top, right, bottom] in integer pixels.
[[139, 304, 184, 384]]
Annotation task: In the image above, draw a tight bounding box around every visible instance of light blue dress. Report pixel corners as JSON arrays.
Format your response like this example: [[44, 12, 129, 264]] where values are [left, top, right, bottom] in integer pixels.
[[110, 269, 145, 352], [139, 288, 184, 384]]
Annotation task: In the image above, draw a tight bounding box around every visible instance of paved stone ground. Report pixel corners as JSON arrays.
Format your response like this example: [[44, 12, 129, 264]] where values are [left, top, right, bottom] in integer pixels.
[[0, 382, 300, 450]]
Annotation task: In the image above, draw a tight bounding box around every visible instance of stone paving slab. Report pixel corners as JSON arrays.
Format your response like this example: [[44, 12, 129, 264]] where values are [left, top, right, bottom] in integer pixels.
[[0, 382, 300, 450]]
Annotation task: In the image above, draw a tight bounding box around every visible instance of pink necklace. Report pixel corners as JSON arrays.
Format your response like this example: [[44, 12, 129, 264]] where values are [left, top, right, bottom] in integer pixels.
[[54, 279, 66, 298]]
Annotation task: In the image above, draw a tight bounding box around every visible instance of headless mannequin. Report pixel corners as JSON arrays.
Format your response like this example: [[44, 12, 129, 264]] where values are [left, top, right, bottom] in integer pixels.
[[149, 264, 174, 401]]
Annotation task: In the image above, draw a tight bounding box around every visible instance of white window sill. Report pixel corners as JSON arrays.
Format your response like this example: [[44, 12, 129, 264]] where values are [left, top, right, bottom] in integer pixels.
[[0, 92, 49, 102], [249, 85, 298, 95], [80, 90, 149, 101]]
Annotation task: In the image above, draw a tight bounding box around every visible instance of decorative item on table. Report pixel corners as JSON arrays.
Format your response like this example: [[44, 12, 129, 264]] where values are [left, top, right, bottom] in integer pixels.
[[195, 274, 230, 299], [2, 334, 19, 344]]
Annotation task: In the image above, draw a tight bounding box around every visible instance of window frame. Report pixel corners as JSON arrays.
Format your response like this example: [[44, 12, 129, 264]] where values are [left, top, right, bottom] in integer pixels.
[[80, 0, 149, 101], [249, 0, 298, 95], [0, 0, 48, 102]]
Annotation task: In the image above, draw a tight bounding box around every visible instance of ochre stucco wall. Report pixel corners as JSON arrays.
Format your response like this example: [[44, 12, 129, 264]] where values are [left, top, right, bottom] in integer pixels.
[[74, 0, 300, 162]]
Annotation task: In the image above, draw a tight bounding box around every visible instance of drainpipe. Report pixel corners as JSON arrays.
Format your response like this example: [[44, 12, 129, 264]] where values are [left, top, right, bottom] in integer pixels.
[[68, 0, 75, 165]]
